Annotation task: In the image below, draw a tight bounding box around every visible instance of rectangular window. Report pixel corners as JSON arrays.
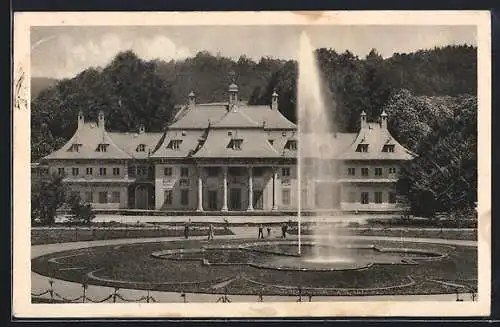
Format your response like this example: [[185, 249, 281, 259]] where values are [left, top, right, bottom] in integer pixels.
[[348, 191, 356, 203], [164, 190, 173, 205], [85, 191, 93, 203], [228, 167, 244, 176], [98, 191, 108, 204], [99, 167, 107, 176], [253, 167, 264, 177], [112, 191, 120, 203], [68, 144, 82, 152], [361, 168, 369, 176], [282, 189, 290, 205], [375, 168, 383, 176], [285, 140, 297, 150], [96, 144, 109, 152], [388, 167, 397, 174], [72, 167, 79, 176], [228, 139, 243, 150], [180, 189, 189, 206], [347, 168, 355, 176], [282, 167, 291, 177], [361, 192, 369, 204], [253, 190, 264, 210], [301, 188, 307, 206], [164, 167, 172, 176], [180, 167, 189, 177], [128, 165, 136, 177], [113, 167, 120, 176], [57, 168, 65, 175], [382, 144, 395, 152], [389, 192, 397, 204], [374, 192, 383, 204], [208, 190, 217, 210], [356, 144, 369, 152], [86, 167, 93, 175], [167, 140, 182, 150], [206, 167, 219, 177]]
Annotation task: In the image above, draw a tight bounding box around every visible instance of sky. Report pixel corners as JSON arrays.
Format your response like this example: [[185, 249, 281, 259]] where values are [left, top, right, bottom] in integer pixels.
[[31, 25, 477, 79]]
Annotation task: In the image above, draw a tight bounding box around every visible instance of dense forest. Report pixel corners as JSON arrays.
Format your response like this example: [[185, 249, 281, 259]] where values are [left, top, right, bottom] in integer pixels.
[[31, 44, 477, 217]]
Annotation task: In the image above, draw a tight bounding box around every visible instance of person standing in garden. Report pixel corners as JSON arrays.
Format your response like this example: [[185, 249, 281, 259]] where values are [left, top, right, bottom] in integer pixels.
[[258, 224, 264, 239], [267, 226, 271, 238], [184, 222, 190, 239], [208, 223, 214, 240]]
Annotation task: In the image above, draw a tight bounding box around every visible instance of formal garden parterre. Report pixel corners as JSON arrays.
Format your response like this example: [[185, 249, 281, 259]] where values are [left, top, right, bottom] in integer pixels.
[[32, 235, 477, 297]]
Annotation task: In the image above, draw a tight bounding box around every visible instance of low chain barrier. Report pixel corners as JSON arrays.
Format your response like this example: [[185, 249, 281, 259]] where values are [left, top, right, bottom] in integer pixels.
[[31, 279, 478, 303], [31, 279, 158, 304]]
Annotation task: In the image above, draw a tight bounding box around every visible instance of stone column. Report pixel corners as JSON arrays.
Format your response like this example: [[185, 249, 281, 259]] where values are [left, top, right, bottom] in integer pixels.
[[272, 167, 278, 211], [221, 166, 228, 212], [197, 167, 203, 212], [247, 166, 254, 211]]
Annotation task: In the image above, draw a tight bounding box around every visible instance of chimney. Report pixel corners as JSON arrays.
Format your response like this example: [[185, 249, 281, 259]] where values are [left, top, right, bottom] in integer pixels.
[[360, 110, 368, 129], [271, 90, 279, 111], [98, 110, 105, 130], [188, 91, 196, 110], [228, 83, 238, 108], [77, 111, 84, 129], [380, 110, 388, 129], [139, 124, 145, 134]]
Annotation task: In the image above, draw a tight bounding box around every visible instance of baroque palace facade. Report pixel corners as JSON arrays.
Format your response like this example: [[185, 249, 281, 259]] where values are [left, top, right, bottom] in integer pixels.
[[38, 83, 415, 213]]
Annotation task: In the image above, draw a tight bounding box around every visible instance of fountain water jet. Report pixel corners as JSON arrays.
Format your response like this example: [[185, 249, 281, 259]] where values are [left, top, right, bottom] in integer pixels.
[[297, 31, 352, 263]]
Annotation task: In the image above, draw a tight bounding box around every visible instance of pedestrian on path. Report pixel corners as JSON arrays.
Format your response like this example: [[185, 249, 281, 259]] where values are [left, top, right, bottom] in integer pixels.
[[184, 222, 190, 239], [258, 224, 264, 239], [267, 226, 271, 238], [208, 224, 214, 240], [281, 223, 286, 239]]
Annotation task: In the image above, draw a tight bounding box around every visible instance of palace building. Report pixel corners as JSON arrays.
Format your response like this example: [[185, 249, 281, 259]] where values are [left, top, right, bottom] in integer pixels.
[[40, 83, 416, 213]]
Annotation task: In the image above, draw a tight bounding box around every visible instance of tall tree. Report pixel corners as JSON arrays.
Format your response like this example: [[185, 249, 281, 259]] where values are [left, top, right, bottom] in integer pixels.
[[31, 173, 67, 225]]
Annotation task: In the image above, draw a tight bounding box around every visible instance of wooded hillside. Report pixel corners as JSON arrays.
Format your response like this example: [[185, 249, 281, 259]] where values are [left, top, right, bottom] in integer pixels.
[[31, 45, 477, 216]]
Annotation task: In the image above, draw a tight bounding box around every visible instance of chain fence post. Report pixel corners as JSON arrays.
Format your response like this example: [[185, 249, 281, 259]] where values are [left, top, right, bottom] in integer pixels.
[[113, 287, 119, 303], [297, 287, 302, 302], [48, 279, 54, 303], [82, 282, 88, 303], [181, 290, 186, 303]]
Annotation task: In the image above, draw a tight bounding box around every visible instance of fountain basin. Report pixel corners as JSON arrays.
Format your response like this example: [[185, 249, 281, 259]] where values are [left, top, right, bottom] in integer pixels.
[[153, 241, 445, 272]]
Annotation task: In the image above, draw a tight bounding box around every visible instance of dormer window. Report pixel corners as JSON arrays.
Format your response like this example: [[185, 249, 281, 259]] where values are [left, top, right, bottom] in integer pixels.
[[228, 139, 243, 150], [268, 139, 274, 145], [356, 144, 369, 152], [68, 143, 82, 152], [167, 140, 182, 150], [136, 144, 146, 152], [285, 140, 297, 150], [382, 144, 395, 153], [96, 144, 109, 152], [228, 131, 233, 136]]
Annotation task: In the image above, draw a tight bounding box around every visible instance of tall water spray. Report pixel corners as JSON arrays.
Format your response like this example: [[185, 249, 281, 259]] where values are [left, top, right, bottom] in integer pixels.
[[297, 31, 351, 263]]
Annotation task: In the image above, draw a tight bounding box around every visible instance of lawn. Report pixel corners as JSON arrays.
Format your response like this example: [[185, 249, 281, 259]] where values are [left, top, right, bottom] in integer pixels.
[[31, 226, 233, 245], [32, 237, 477, 297]]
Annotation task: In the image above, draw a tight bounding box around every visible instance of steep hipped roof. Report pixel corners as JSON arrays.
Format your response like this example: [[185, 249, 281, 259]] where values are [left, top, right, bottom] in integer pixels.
[[168, 103, 296, 130], [169, 105, 227, 129], [300, 132, 358, 158], [192, 129, 280, 158], [212, 107, 260, 128], [107, 132, 162, 159], [337, 123, 415, 160], [150, 129, 205, 158], [44, 123, 132, 160]]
